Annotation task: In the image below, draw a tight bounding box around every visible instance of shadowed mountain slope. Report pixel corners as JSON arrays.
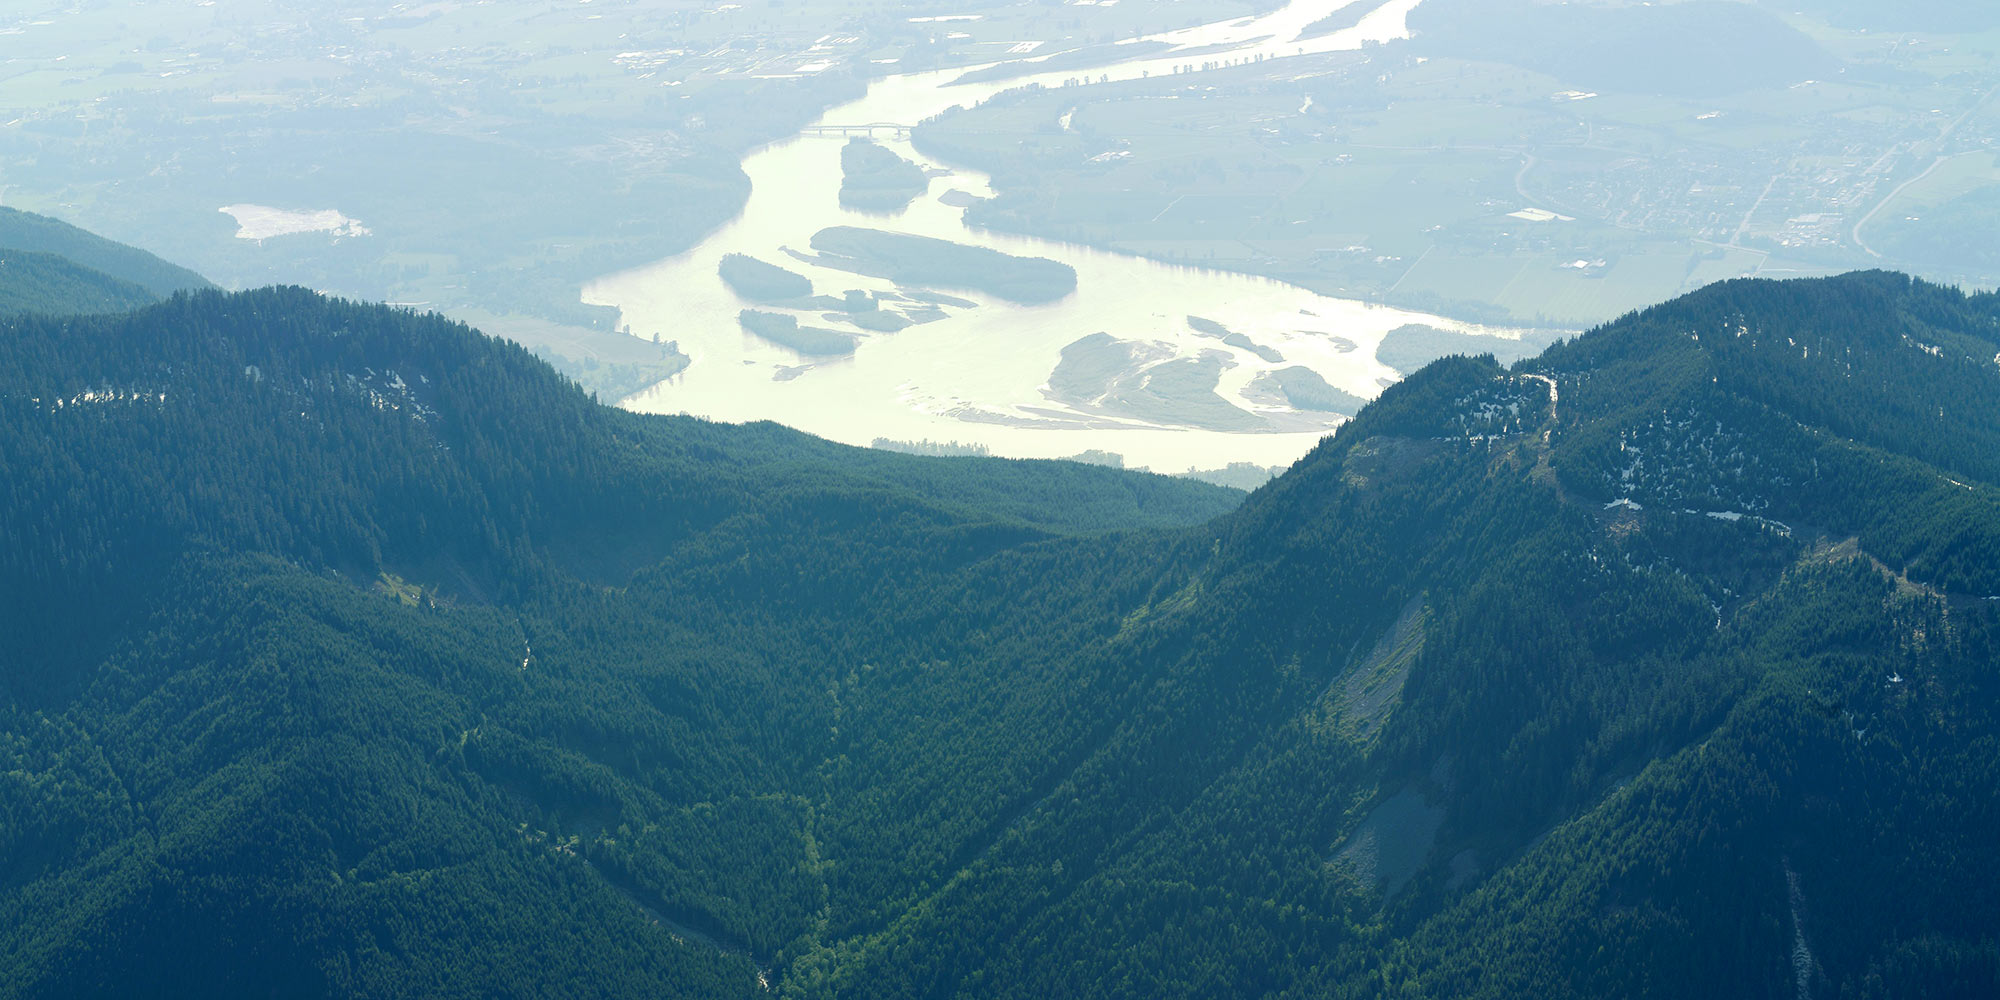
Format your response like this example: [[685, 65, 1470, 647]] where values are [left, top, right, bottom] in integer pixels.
[[0, 207, 212, 298], [1, 271, 1996, 998]]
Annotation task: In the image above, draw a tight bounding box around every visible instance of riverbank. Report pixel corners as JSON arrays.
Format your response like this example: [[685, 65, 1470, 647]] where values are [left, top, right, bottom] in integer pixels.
[[586, 0, 1519, 473]]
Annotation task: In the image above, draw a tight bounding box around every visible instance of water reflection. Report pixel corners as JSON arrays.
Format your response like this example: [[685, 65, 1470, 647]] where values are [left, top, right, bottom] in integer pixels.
[[587, 0, 1516, 471]]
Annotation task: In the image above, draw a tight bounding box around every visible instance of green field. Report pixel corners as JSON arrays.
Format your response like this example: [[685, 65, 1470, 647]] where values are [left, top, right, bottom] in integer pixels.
[[1876, 151, 2000, 217]]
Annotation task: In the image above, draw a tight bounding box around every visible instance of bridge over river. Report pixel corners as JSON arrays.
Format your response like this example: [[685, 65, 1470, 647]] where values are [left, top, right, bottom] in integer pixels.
[[800, 122, 913, 139]]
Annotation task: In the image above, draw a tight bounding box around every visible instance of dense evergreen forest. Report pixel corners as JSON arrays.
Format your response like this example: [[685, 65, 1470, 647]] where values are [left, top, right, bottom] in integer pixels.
[[0, 250, 158, 317], [0, 207, 214, 320], [0, 207, 211, 299], [1, 239, 1995, 998]]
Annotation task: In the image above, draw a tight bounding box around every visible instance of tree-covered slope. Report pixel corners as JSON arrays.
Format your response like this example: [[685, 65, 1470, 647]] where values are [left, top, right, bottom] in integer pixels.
[[784, 272, 2000, 1000], [0, 249, 157, 317], [1533, 270, 2000, 591], [0, 286, 1239, 690], [0, 285, 1238, 997], [0, 207, 211, 298], [2, 273, 1996, 999]]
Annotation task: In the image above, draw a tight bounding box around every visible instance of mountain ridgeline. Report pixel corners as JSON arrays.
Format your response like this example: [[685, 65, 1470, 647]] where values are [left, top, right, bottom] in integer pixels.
[[1, 263, 1997, 999], [0, 249, 158, 318], [0, 206, 212, 300]]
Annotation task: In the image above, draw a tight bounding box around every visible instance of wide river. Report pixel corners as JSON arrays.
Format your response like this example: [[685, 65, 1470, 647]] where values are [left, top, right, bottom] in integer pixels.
[[587, 0, 1513, 472]]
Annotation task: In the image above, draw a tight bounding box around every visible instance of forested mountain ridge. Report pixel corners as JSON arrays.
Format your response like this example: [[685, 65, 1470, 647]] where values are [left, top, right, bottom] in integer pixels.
[[0, 207, 212, 299], [802, 274, 1999, 1000], [0, 282, 1238, 997], [1, 271, 1996, 998], [0, 285, 1240, 691], [1532, 271, 2000, 592], [0, 249, 158, 317]]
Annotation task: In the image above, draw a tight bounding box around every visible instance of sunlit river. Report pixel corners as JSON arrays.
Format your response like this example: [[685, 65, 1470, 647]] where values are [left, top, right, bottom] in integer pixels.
[[586, 0, 1516, 471]]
